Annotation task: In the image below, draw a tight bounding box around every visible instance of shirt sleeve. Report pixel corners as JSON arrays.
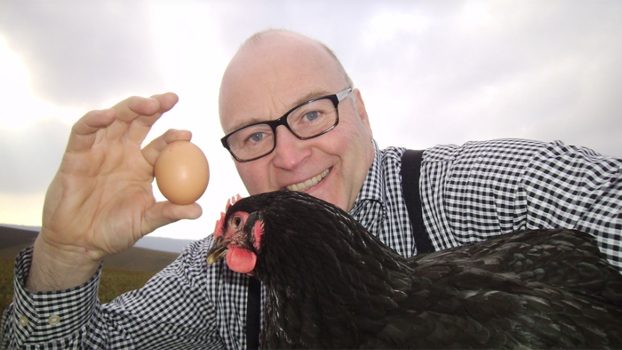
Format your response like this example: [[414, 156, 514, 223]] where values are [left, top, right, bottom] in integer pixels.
[[420, 138, 622, 271], [2, 239, 225, 349]]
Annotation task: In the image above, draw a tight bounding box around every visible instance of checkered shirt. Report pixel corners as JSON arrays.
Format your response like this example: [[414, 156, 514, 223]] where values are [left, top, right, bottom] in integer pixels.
[[2, 138, 620, 349]]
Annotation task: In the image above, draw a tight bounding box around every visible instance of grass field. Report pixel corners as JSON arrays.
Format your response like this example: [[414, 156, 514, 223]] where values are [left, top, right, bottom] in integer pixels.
[[1, 258, 157, 317], [0, 259, 13, 315], [0, 225, 180, 324]]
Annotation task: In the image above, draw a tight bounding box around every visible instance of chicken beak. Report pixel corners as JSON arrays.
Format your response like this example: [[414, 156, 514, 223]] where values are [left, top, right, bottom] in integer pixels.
[[207, 240, 228, 264]]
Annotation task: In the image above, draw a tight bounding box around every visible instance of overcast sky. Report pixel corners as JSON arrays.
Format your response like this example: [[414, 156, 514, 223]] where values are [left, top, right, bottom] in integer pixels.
[[1, 0, 620, 241]]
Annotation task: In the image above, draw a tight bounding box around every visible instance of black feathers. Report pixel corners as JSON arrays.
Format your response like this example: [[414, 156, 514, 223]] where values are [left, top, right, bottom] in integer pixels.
[[213, 190, 622, 349]]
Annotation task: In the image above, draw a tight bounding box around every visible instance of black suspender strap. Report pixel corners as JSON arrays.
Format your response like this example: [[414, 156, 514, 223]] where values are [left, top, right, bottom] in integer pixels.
[[246, 276, 261, 349], [400, 149, 434, 254]]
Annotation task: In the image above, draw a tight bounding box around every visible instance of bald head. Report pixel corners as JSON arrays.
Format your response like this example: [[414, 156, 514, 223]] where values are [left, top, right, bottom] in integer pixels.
[[242, 29, 352, 86], [219, 30, 352, 132]]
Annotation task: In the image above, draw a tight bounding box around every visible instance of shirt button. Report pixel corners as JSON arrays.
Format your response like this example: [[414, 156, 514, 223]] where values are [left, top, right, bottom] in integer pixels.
[[48, 314, 61, 326], [18, 314, 29, 327]]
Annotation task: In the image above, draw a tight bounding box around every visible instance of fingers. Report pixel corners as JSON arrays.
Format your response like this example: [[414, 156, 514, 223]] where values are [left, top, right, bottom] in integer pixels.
[[111, 92, 178, 124], [142, 202, 203, 234], [142, 129, 193, 167], [124, 93, 179, 144], [65, 109, 113, 153], [124, 92, 178, 119], [66, 93, 179, 153]]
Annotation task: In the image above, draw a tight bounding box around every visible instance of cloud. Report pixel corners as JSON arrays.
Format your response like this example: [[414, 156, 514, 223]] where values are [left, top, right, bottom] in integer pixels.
[[0, 0, 162, 105], [346, 1, 622, 156], [0, 118, 68, 194]]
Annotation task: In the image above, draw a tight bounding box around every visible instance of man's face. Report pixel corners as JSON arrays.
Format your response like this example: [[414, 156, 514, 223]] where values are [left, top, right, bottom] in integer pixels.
[[219, 33, 374, 211]]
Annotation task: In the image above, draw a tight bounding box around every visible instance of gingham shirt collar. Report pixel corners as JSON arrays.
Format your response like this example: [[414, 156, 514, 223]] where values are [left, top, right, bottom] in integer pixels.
[[350, 141, 385, 211]]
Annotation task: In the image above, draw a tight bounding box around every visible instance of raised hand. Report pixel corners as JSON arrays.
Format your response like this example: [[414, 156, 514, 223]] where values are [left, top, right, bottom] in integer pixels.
[[28, 93, 202, 291]]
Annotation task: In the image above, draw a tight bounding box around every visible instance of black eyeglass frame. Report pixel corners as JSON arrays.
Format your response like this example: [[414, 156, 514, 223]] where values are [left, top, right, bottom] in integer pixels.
[[221, 87, 353, 162]]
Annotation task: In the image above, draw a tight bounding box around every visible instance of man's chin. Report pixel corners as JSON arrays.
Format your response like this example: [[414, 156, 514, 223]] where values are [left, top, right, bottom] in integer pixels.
[[308, 190, 348, 211]]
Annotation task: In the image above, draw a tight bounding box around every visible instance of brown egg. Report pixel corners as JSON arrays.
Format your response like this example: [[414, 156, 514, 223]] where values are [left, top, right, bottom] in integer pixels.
[[154, 141, 210, 205]]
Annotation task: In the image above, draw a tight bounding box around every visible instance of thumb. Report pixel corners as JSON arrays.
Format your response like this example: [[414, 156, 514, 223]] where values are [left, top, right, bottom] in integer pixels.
[[142, 202, 203, 234]]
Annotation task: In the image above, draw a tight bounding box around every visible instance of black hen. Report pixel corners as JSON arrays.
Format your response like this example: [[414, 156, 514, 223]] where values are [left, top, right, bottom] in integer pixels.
[[207, 191, 622, 349]]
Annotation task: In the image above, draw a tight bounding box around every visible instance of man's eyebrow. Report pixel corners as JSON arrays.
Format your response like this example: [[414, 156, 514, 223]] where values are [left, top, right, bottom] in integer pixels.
[[227, 89, 332, 132], [292, 89, 331, 106], [227, 117, 268, 133]]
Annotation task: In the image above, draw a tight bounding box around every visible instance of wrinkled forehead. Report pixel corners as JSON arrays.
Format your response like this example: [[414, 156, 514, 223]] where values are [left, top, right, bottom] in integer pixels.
[[218, 33, 348, 134]]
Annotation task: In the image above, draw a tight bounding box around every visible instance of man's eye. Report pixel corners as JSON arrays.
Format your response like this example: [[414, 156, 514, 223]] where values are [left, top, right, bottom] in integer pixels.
[[303, 111, 320, 122], [247, 132, 265, 143]]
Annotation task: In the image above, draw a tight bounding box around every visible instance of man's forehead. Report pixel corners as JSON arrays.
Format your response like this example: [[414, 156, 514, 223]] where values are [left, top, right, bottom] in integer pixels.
[[219, 31, 346, 132]]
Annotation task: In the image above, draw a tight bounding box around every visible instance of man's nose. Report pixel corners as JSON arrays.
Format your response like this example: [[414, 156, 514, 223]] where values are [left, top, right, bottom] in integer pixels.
[[271, 125, 310, 170]]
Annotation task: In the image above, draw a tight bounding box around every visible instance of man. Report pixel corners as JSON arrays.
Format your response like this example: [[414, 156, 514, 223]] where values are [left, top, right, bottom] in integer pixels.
[[2, 29, 621, 349]]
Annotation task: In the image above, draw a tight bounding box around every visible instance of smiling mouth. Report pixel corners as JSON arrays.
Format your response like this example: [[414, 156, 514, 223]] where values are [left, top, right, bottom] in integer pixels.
[[286, 169, 330, 192]]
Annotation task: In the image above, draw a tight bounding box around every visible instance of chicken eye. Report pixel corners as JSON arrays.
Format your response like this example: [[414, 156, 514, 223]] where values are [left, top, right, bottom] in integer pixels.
[[232, 216, 242, 228], [228, 212, 249, 231]]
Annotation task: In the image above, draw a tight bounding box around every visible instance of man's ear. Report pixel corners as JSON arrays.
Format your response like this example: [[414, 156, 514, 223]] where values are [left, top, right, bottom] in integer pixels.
[[352, 88, 373, 135]]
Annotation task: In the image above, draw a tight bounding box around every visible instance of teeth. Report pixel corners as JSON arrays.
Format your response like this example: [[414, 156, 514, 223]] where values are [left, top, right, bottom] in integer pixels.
[[287, 169, 329, 192]]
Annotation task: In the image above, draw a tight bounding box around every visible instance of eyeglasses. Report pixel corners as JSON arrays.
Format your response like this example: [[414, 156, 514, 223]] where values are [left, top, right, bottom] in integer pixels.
[[221, 87, 353, 162]]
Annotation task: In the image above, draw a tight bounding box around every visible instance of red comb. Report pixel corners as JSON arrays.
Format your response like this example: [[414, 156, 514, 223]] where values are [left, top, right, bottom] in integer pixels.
[[226, 194, 242, 211], [213, 212, 225, 238]]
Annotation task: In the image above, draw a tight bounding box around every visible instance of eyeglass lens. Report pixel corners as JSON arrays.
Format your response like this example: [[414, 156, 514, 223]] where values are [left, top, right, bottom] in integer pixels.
[[227, 97, 338, 161]]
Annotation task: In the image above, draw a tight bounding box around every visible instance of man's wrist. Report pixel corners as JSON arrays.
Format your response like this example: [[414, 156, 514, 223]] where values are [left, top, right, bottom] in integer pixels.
[[26, 236, 101, 292], [11, 246, 101, 345]]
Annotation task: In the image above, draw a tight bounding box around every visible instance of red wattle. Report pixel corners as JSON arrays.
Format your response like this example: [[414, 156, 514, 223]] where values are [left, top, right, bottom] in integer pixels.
[[226, 246, 257, 274], [252, 220, 264, 251]]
